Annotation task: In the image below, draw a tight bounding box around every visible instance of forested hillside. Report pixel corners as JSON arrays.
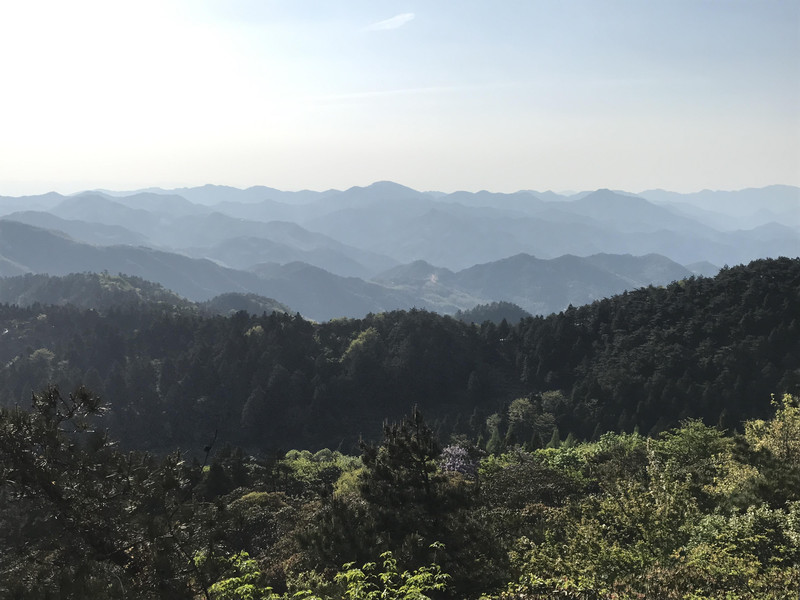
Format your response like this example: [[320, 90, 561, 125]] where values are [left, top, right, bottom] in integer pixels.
[[0, 272, 289, 316], [0, 257, 797, 452], [454, 300, 532, 325], [3, 387, 800, 598], [0, 257, 799, 599]]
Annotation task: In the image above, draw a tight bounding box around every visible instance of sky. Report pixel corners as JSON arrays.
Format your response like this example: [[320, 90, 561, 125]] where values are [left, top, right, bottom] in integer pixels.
[[0, 0, 798, 196]]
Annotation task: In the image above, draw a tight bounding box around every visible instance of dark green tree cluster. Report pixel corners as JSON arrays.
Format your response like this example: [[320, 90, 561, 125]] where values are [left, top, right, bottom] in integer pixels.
[[454, 301, 531, 325], [0, 386, 211, 598], [0, 272, 196, 312], [510, 256, 800, 438], [0, 257, 797, 455]]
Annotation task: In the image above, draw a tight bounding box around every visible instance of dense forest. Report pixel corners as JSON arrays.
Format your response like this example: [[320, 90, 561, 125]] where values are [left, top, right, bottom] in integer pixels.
[[0, 258, 797, 452], [1, 257, 799, 598], [2, 387, 800, 598], [454, 301, 532, 325]]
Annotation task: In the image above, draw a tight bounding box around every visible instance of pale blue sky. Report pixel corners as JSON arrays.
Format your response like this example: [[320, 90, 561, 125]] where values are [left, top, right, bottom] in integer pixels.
[[1, 0, 797, 195]]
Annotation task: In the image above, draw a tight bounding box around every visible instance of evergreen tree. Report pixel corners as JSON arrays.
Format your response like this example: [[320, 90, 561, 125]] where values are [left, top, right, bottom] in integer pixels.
[[546, 427, 561, 449]]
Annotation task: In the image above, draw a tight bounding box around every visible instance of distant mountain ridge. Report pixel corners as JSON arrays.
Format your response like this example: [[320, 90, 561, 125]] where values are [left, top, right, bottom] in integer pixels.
[[2, 182, 795, 269], [0, 220, 267, 301], [0, 220, 701, 320], [0, 181, 796, 320], [3, 210, 149, 246]]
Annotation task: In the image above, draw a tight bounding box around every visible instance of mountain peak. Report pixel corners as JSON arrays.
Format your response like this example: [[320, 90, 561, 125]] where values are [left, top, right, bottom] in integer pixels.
[[344, 181, 421, 196]]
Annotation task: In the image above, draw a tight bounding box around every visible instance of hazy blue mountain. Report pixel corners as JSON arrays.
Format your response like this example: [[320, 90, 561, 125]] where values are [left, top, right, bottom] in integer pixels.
[[308, 205, 539, 269], [303, 186, 725, 268], [372, 260, 456, 286], [73, 210, 347, 252], [0, 256, 29, 277], [51, 194, 161, 233], [1, 182, 794, 321], [300, 181, 438, 233], [652, 201, 745, 232], [6, 183, 794, 275], [253, 221, 395, 269], [0, 218, 708, 321], [638, 185, 800, 227], [314, 181, 434, 212], [371, 253, 692, 317], [109, 192, 211, 217], [723, 223, 800, 259], [249, 261, 419, 319], [149, 212, 280, 248], [685, 261, 720, 277], [9, 192, 399, 277], [190, 236, 377, 278], [564, 189, 716, 235], [0, 192, 65, 216], [729, 221, 799, 243], [207, 198, 310, 223], [2, 211, 149, 246], [49, 196, 256, 248], [122, 184, 339, 206], [527, 190, 571, 202], [162, 184, 285, 205], [310, 202, 688, 270], [581, 253, 694, 287], [609, 228, 734, 267], [312, 193, 793, 270], [0, 221, 271, 301], [393, 207, 550, 266], [435, 190, 546, 214], [370, 260, 481, 314], [450, 253, 692, 315], [185, 220, 397, 276]]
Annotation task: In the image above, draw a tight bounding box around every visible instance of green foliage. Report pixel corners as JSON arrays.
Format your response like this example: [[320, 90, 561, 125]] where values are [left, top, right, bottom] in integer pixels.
[[279, 448, 362, 497], [545, 427, 561, 449], [746, 393, 800, 463], [493, 402, 800, 599], [360, 407, 442, 511], [0, 386, 204, 598], [4, 388, 800, 599], [333, 545, 449, 600], [198, 551, 278, 600], [0, 271, 196, 312]]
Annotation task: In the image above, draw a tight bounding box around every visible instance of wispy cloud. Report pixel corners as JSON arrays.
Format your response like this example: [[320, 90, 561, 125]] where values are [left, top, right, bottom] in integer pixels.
[[365, 13, 415, 31]]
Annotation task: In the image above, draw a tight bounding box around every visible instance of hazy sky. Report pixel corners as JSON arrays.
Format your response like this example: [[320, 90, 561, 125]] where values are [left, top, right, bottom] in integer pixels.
[[1, 0, 798, 195]]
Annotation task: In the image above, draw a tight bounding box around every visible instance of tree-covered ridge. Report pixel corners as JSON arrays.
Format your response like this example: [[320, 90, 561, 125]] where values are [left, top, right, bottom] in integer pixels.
[[454, 300, 532, 325], [198, 292, 290, 317], [0, 258, 797, 452], [0, 271, 195, 311], [0, 271, 291, 316], [2, 388, 800, 598], [511, 256, 800, 438]]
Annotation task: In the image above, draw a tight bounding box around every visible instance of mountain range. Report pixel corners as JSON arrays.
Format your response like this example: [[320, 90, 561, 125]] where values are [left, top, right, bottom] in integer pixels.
[[0, 182, 797, 320]]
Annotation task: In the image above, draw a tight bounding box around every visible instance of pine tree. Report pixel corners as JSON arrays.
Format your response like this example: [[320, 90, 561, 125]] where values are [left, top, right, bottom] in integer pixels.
[[546, 427, 561, 449]]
